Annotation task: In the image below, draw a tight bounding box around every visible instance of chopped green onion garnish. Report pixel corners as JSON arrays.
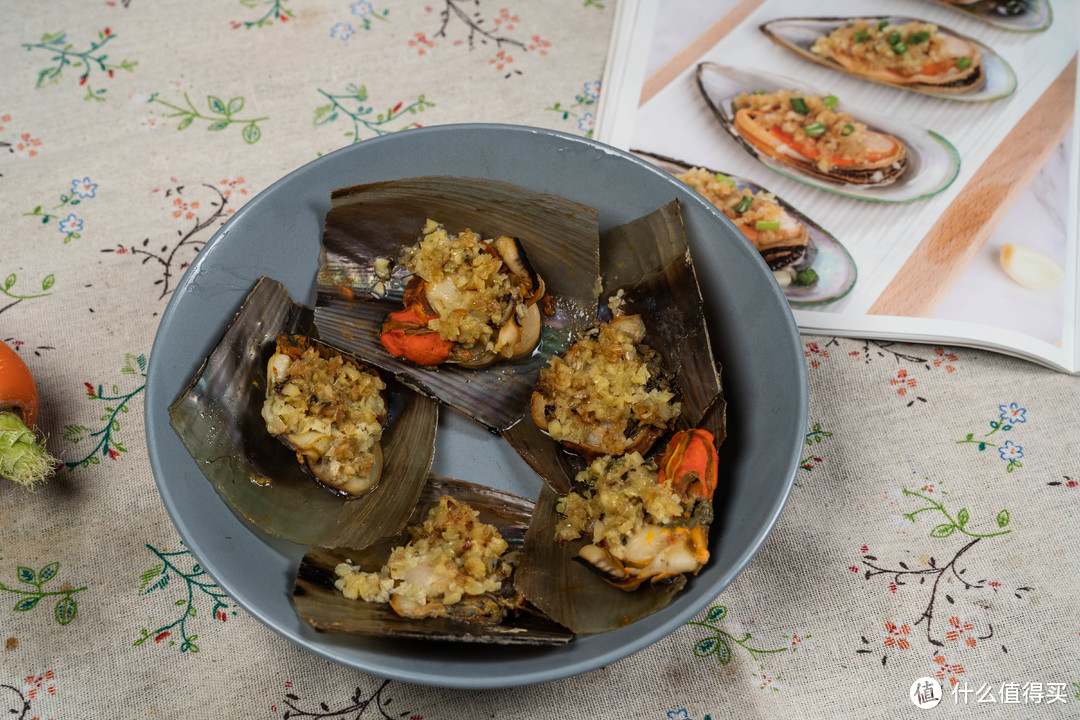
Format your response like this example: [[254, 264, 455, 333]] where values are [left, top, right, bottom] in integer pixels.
[[877, 20, 889, 30], [841, 123, 855, 136], [713, 172, 736, 186], [756, 220, 781, 231], [956, 56, 972, 69], [888, 31, 901, 45], [803, 121, 827, 137], [909, 31, 931, 44], [854, 30, 869, 43], [824, 94, 838, 110], [735, 195, 753, 213], [795, 268, 819, 286], [892, 41, 908, 55], [790, 97, 809, 115]]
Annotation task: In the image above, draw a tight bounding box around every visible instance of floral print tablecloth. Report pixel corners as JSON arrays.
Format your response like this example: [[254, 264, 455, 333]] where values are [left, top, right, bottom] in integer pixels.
[[2, 1, 1079, 718]]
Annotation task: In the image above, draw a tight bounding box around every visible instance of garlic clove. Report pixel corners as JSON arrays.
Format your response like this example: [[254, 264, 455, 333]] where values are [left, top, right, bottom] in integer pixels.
[[1000, 243, 1064, 291]]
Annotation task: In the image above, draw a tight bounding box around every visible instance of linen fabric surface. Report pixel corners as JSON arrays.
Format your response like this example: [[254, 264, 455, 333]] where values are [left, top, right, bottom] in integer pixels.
[[2, 1, 1079, 718]]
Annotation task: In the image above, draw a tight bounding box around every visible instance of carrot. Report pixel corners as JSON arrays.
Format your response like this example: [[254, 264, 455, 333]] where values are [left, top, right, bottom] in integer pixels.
[[0, 340, 57, 487]]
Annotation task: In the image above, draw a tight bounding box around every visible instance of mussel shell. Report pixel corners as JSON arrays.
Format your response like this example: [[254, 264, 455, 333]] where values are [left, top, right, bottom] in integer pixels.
[[926, 0, 1052, 32], [696, 62, 961, 203], [315, 175, 600, 433], [504, 200, 724, 494], [168, 276, 439, 550], [760, 16, 1017, 102], [633, 151, 857, 307], [513, 395, 726, 635], [293, 476, 573, 645]]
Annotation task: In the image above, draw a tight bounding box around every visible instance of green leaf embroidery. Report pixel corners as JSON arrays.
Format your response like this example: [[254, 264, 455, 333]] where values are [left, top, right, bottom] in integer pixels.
[[42, 274, 55, 291], [14, 596, 40, 612], [931, 523, 957, 538], [207, 95, 226, 114], [956, 508, 969, 528], [54, 596, 77, 625], [707, 605, 727, 621], [176, 116, 194, 131], [227, 96, 244, 115], [38, 562, 59, 583], [242, 123, 261, 144], [206, 120, 229, 132], [17, 567, 35, 584], [138, 564, 164, 594], [997, 509, 1010, 528], [715, 637, 733, 665]]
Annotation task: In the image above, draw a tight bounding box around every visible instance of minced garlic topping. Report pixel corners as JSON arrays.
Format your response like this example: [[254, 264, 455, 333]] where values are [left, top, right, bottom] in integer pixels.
[[555, 452, 687, 545], [401, 219, 524, 353], [261, 337, 386, 492], [735, 90, 867, 169], [535, 318, 680, 456], [334, 496, 514, 618], [677, 168, 787, 244], [811, 20, 960, 77]]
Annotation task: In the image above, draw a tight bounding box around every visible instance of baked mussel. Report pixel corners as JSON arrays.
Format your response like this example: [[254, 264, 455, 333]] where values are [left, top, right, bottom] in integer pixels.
[[760, 16, 1017, 101]]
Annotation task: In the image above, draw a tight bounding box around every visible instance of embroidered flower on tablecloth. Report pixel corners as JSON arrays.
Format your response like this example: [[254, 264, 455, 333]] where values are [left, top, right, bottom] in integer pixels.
[[667, 710, 690, 720], [583, 80, 601, 99], [171, 196, 199, 220], [71, 176, 97, 198], [14, 132, 43, 157], [999, 402, 1026, 424], [945, 616, 977, 648], [58, 214, 82, 235], [998, 440, 1023, 463], [933, 654, 965, 688], [883, 621, 911, 649], [350, 0, 375, 17], [577, 113, 595, 132], [331, 22, 355, 40]]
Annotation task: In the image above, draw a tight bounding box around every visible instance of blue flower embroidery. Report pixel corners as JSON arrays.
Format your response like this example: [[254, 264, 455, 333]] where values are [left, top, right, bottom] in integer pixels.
[[58, 214, 83, 235], [998, 440, 1023, 462], [330, 22, 355, 40], [583, 80, 601, 100], [71, 177, 97, 199], [350, 1, 374, 17], [998, 402, 1026, 424], [667, 711, 691, 720], [578, 112, 595, 132]]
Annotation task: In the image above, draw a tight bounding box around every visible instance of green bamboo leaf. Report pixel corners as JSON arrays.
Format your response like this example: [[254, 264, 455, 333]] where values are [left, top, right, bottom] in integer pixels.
[[54, 596, 77, 625], [227, 97, 244, 115], [956, 508, 969, 528], [175, 598, 187, 605], [207, 95, 226, 114], [930, 523, 956, 538], [997, 509, 1010, 528], [42, 274, 55, 291], [241, 123, 261, 144], [14, 596, 40, 612], [33, 205, 42, 213], [17, 566, 35, 584], [206, 121, 229, 132], [706, 605, 727, 621], [176, 116, 194, 131], [38, 561, 59, 583]]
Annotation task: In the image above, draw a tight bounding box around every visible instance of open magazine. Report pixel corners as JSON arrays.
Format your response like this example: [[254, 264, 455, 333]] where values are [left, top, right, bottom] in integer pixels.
[[595, 0, 1079, 373]]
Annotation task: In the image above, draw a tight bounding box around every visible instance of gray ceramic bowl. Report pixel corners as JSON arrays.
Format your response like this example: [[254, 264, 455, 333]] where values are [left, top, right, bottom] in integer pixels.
[[144, 123, 807, 688]]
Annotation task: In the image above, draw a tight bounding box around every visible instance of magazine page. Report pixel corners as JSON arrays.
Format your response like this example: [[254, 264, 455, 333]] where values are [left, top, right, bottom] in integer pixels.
[[631, 0, 1078, 372]]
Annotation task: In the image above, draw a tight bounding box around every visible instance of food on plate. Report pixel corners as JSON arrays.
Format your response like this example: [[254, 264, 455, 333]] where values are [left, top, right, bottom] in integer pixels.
[[810, 19, 983, 92], [0, 340, 57, 488], [334, 495, 522, 622], [262, 334, 387, 498], [553, 428, 719, 591], [676, 166, 817, 285], [530, 314, 681, 460], [379, 219, 546, 368], [732, 89, 907, 185]]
